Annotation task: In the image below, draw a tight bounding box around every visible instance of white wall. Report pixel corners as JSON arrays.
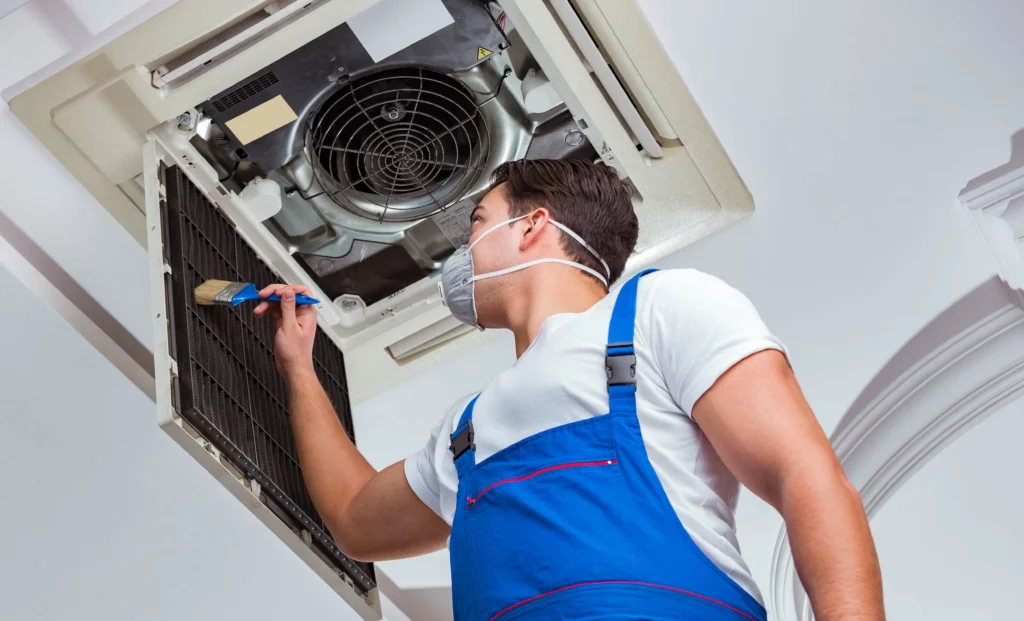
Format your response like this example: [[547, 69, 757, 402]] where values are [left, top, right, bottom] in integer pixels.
[[0, 264, 371, 621], [2, 0, 1024, 619], [0, 5, 153, 349]]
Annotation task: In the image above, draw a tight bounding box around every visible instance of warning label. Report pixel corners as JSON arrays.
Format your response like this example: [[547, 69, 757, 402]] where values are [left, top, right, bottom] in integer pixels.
[[432, 198, 476, 247], [477, 46, 493, 61]]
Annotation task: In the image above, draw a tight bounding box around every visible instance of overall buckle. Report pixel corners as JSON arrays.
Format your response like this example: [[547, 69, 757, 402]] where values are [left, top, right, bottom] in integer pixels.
[[449, 421, 475, 461], [606, 342, 637, 387]]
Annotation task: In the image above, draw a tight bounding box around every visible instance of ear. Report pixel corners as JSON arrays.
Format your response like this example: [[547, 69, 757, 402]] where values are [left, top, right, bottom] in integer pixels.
[[518, 208, 551, 251]]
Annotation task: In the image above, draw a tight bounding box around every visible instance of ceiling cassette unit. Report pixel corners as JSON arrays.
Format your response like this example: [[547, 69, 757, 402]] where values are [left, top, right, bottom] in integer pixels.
[[7, 0, 754, 615]]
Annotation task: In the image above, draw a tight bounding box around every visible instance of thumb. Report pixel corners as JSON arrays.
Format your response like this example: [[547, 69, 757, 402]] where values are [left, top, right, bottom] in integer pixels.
[[279, 289, 297, 326]]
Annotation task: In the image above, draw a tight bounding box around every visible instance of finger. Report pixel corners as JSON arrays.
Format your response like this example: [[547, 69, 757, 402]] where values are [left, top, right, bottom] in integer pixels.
[[259, 284, 287, 299], [279, 288, 297, 325], [289, 284, 312, 297], [296, 303, 317, 326], [277, 284, 312, 301], [253, 301, 270, 317]]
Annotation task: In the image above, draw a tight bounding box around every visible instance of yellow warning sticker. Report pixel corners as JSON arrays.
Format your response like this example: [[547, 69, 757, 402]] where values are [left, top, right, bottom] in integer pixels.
[[477, 46, 493, 61]]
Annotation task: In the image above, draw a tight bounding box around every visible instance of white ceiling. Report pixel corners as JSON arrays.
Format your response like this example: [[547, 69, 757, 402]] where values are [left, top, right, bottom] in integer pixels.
[[1, 0, 1024, 620], [0, 0, 29, 20], [871, 399, 1024, 618]]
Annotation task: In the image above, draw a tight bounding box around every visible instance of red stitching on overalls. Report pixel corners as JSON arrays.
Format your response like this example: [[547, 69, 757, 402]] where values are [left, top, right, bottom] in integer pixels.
[[488, 580, 759, 621], [466, 460, 616, 507]]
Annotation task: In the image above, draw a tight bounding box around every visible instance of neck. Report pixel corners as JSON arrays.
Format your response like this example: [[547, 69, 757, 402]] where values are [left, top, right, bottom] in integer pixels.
[[506, 266, 608, 358]]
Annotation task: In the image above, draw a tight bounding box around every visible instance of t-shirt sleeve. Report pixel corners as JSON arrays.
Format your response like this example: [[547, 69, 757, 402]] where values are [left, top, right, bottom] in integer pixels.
[[642, 270, 788, 417], [403, 417, 445, 518], [403, 395, 471, 520]]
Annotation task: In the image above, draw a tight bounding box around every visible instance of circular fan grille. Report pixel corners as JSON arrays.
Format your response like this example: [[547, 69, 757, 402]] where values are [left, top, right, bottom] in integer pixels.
[[307, 68, 489, 222]]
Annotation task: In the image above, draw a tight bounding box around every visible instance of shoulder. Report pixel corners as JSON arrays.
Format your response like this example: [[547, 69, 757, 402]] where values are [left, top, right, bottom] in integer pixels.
[[631, 269, 786, 415], [635, 269, 756, 319], [632, 268, 779, 358], [440, 392, 480, 435]]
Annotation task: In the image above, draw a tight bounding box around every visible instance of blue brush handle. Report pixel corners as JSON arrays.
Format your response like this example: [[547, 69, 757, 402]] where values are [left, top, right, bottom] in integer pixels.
[[231, 283, 320, 306], [263, 293, 320, 305]]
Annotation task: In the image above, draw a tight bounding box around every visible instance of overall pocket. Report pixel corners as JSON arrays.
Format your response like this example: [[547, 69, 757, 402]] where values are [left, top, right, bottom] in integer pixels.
[[464, 456, 639, 620], [465, 460, 617, 508]]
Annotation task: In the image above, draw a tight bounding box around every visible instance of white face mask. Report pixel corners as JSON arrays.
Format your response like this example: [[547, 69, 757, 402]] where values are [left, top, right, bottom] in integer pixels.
[[438, 214, 611, 328]]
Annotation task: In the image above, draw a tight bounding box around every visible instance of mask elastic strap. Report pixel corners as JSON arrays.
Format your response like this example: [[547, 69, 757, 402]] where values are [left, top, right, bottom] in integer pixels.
[[549, 220, 611, 280], [472, 258, 609, 288], [467, 214, 610, 282], [468, 214, 529, 251]]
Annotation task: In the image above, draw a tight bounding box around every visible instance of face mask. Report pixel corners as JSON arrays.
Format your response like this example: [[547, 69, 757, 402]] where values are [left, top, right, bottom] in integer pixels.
[[438, 214, 611, 327]]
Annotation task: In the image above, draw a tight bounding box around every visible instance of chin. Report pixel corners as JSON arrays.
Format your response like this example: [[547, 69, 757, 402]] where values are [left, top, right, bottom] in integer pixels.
[[474, 309, 506, 331], [475, 316, 501, 330]]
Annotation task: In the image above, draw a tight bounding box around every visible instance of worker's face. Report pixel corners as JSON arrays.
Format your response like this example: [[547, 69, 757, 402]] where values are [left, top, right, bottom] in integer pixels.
[[467, 183, 523, 328]]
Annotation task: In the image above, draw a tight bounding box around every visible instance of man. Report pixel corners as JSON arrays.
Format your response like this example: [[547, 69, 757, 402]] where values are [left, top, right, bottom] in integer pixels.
[[255, 160, 884, 620]]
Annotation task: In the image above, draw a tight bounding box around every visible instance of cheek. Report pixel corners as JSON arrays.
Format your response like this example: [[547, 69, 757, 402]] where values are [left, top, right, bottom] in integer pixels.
[[470, 239, 505, 274], [471, 277, 502, 322]]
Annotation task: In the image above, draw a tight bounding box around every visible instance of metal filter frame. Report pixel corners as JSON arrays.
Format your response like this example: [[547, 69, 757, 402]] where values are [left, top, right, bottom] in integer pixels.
[[158, 164, 375, 594]]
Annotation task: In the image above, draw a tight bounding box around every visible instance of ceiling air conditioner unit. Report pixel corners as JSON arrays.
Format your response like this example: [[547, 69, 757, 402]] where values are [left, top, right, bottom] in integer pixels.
[[6, 0, 753, 617]]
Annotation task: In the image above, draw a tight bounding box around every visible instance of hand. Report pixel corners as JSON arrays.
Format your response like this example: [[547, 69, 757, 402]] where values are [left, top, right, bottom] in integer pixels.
[[253, 284, 317, 379]]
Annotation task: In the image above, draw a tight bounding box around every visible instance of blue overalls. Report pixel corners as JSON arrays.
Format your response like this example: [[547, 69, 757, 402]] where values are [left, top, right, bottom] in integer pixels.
[[447, 270, 768, 621]]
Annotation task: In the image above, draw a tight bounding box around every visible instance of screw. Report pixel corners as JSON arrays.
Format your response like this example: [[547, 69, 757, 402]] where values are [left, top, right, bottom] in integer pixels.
[[341, 299, 357, 310], [565, 130, 585, 147]]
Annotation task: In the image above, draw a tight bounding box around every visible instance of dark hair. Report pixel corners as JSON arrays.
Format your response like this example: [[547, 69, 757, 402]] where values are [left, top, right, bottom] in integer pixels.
[[490, 159, 638, 284]]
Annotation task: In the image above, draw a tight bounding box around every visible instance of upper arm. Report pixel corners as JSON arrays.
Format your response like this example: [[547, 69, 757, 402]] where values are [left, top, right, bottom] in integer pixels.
[[339, 460, 450, 562], [644, 270, 787, 417], [691, 350, 844, 509], [335, 401, 466, 562], [644, 270, 840, 506]]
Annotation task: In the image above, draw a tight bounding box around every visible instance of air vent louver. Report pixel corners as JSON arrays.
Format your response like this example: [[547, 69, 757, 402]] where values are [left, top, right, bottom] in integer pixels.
[[211, 72, 280, 113]]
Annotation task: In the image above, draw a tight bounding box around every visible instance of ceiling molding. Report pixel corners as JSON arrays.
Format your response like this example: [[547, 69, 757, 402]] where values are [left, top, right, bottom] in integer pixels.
[[959, 130, 1024, 293], [769, 276, 1024, 621]]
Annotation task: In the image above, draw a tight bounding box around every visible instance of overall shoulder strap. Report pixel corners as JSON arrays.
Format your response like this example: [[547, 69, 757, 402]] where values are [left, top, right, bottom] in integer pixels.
[[606, 269, 658, 413], [449, 394, 480, 479]]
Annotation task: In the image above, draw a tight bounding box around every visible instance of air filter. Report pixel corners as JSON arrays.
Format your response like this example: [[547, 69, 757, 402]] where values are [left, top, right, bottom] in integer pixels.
[[160, 165, 375, 592]]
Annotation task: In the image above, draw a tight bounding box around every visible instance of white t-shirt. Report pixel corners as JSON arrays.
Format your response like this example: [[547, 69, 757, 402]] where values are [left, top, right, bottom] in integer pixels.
[[404, 269, 786, 601]]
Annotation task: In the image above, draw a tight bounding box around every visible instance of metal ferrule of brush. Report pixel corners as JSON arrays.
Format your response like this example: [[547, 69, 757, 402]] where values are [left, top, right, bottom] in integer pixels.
[[213, 282, 251, 305]]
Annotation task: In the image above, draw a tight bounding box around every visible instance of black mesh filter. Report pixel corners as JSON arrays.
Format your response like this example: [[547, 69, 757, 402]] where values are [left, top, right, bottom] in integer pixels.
[[160, 165, 375, 592]]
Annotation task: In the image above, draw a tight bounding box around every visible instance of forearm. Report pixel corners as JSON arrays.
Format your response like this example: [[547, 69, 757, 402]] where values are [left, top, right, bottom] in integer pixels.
[[781, 465, 884, 621], [286, 367, 377, 538]]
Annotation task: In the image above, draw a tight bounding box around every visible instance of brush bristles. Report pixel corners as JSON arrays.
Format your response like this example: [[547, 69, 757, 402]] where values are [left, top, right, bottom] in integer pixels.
[[194, 279, 235, 305]]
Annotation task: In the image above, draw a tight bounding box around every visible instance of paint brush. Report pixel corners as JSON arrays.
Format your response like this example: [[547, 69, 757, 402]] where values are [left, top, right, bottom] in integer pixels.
[[194, 280, 320, 307]]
